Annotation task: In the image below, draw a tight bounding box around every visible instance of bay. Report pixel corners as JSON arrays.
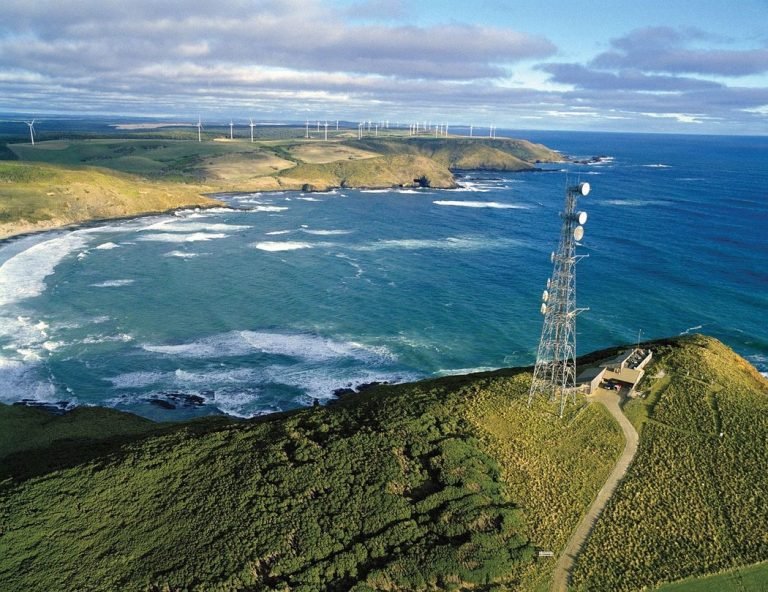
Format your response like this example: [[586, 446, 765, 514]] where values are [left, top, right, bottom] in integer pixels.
[[1, 131, 766, 419]]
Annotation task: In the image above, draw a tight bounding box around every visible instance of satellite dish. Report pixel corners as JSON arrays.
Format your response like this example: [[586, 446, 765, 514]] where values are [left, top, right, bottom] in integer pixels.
[[573, 226, 584, 241], [542, 290, 549, 302], [550, 251, 555, 263], [546, 278, 551, 289], [579, 182, 590, 196], [577, 211, 588, 225], [540, 303, 547, 315]]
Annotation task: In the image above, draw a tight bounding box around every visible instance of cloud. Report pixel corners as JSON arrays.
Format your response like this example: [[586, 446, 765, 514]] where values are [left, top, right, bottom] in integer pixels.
[[345, 0, 408, 20], [592, 27, 768, 77], [0, 5, 766, 134], [0, 1, 555, 81], [540, 63, 722, 92]]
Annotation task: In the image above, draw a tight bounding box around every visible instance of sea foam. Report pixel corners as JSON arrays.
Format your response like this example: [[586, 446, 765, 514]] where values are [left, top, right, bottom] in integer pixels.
[[433, 200, 526, 209], [253, 241, 313, 252], [141, 330, 392, 363], [0, 233, 88, 306], [90, 279, 135, 288], [137, 232, 229, 243]]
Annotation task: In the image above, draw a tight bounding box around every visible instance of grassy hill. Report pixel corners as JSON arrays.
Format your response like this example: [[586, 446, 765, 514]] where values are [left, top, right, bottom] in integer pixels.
[[572, 336, 768, 591], [347, 137, 562, 171], [0, 132, 561, 238], [2, 335, 765, 591], [0, 161, 220, 239]]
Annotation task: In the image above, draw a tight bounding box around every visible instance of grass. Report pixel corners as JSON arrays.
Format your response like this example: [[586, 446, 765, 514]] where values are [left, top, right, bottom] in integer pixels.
[[0, 366, 623, 591], [654, 561, 768, 591], [571, 335, 768, 591], [1, 333, 764, 591], [0, 161, 220, 238]]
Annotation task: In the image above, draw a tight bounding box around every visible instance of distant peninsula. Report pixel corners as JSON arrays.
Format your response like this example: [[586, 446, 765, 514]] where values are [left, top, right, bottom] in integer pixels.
[[0, 132, 561, 240]]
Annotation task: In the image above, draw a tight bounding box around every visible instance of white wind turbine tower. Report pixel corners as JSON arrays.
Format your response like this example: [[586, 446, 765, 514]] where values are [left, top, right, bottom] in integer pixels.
[[358, 122, 363, 139], [324, 121, 328, 141], [196, 116, 203, 142], [229, 120, 234, 140], [305, 119, 309, 139], [469, 124, 473, 137], [24, 119, 36, 145], [249, 118, 255, 143]]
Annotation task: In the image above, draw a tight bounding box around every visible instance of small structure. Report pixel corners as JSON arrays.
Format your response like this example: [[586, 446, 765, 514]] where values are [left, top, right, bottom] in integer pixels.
[[578, 348, 653, 395], [577, 366, 607, 393]]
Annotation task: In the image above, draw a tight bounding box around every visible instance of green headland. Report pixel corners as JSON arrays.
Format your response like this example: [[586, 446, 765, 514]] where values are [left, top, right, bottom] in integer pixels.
[[1, 334, 766, 591], [0, 126, 561, 239]]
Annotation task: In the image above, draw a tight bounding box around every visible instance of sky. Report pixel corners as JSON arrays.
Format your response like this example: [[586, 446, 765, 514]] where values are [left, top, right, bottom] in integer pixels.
[[1, 0, 767, 134]]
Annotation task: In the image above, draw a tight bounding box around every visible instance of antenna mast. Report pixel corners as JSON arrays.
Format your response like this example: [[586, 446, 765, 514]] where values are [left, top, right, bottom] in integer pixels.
[[528, 181, 591, 417]]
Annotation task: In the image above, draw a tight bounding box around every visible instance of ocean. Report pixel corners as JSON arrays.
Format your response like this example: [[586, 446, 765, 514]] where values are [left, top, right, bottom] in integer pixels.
[[1, 131, 766, 419]]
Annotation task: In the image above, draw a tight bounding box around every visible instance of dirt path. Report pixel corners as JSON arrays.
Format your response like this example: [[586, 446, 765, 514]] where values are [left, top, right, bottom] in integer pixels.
[[550, 390, 639, 592]]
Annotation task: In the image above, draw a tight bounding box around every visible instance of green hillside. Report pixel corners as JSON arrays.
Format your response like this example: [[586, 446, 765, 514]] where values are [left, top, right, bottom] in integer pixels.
[[572, 336, 768, 591], [0, 335, 765, 591], [0, 161, 220, 239]]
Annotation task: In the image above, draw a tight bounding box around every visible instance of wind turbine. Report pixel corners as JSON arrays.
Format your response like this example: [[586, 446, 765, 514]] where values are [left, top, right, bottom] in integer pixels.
[[249, 118, 255, 143], [324, 121, 328, 141], [305, 119, 309, 139], [229, 120, 234, 140], [196, 116, 203, 142], [469, 124, 473, 138], [24, 119, 36, 145]]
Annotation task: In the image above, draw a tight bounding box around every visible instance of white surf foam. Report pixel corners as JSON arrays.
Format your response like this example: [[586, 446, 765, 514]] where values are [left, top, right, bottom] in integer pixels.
[[0, 357, 56, 402], [436, 366, 499, 376], [140, 221, 250, 233], [300, 229, 352, 236], [90, 279, 135, 288], [164, 250, 199, 258], [433, 200, 526, 209], [81, 333, 133, 345], [253, 241, 313, 252], [0, 233, 88, 306], [355, 236, 519, 252], [603, 199, 671, 207], [296, 197, 322, 202], [95, 242, 120, 250], [251, 206, 289, 212], [265, 230, 292, 236], [141, 330, 393, 363], [642, 163, 671, 168], [137, 232, 229, 243]]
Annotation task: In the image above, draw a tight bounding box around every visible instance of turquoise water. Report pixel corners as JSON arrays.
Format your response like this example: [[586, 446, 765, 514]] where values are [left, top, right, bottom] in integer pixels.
[[1, 131, 766, 419]]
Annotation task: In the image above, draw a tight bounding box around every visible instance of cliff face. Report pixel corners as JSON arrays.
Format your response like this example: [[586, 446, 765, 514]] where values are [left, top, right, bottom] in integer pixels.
[[276, 153, 457, 190], [348, 137, 563, 171]]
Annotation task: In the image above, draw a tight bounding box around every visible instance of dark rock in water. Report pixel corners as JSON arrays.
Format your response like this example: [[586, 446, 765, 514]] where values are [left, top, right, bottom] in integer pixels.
[[147, 399, 176, 410], [333, 387, 356, 397], [158, 391, 207, 407], [13, 399, 70, 415]]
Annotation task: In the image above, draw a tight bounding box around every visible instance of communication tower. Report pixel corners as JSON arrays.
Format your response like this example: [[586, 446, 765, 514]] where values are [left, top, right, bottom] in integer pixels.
[[528, 181, 591, 416]]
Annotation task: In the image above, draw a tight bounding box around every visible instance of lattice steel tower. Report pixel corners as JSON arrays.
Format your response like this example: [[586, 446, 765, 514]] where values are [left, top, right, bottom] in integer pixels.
[[528, 181, 591, 416]]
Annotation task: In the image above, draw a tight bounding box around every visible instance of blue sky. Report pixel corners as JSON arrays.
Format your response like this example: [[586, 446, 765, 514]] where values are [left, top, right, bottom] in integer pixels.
[[1, 0, 767, 133]]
